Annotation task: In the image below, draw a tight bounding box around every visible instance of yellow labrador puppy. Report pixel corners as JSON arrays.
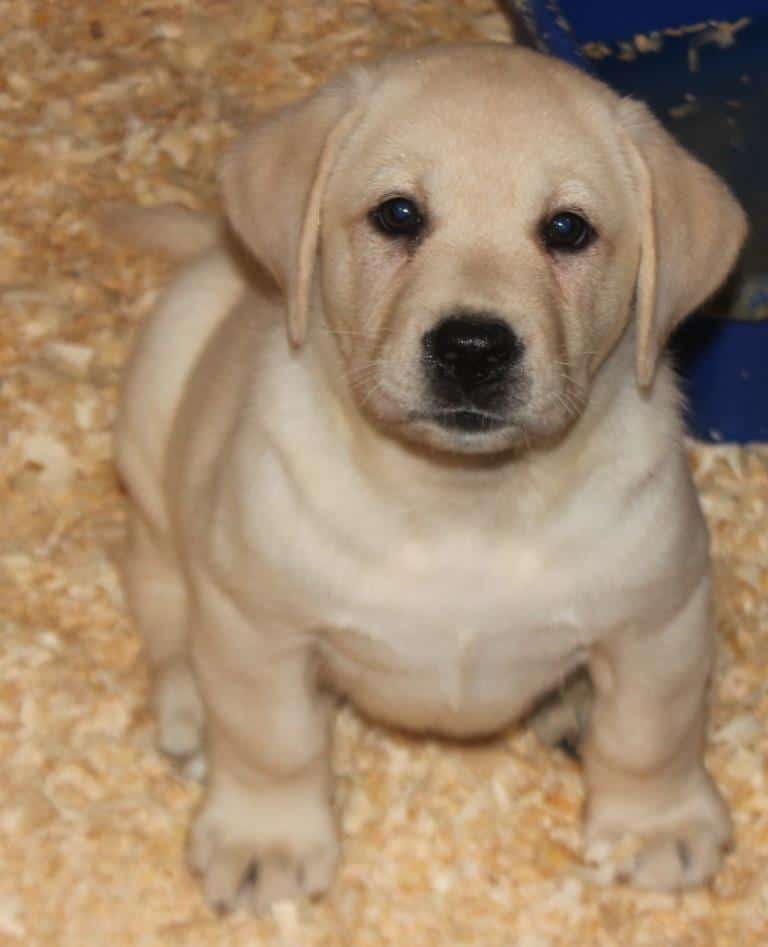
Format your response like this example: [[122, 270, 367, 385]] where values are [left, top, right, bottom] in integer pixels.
[[115, 44, 746, 911]]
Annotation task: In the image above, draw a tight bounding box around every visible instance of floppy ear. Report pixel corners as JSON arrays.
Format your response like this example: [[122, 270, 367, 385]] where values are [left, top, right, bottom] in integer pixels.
[[219, 72, 370, 345], [618, 100, 747, 387]]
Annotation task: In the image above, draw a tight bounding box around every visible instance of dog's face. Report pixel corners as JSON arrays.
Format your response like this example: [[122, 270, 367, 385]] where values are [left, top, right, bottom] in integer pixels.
[[319, 60, 640, 453], [222, 46, 746, 456]]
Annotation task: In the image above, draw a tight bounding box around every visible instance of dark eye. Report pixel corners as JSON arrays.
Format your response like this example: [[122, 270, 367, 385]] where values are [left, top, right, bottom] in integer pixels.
[[370, 196, 425, 239], [542, 211, 594, 252]]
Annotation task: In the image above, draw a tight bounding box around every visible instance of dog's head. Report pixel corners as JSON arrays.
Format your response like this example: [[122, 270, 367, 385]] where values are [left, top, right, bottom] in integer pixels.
[[222, 45, 746, 455]]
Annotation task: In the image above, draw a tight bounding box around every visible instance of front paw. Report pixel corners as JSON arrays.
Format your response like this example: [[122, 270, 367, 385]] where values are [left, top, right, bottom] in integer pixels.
[[584, 770, 731, 890], [188, 777, 339, 914], [620, 824, 731, 889]]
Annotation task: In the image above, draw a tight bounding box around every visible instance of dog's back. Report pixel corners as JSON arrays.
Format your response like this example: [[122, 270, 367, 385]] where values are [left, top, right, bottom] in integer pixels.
[[110, 208, 244, 531]]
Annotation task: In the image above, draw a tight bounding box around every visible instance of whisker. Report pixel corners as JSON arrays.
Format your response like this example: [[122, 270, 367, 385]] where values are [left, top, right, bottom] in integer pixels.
[[318, 326, 380, 339], [346, 360, 391, 387], [358, 377, 389, 409]]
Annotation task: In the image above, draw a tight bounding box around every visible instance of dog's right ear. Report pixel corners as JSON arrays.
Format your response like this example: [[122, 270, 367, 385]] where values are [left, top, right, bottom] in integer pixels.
[[220, 70, 371, 346]]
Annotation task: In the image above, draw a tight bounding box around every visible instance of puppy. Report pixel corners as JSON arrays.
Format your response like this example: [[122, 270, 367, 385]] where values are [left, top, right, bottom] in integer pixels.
[[114, 44, 746, 912]]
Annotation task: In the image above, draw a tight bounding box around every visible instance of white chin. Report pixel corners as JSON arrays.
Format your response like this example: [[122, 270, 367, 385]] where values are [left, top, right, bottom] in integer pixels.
[[402, 418, 528, 456]]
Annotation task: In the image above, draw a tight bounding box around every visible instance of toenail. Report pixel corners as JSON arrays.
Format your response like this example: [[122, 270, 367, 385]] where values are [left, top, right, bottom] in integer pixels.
[[676, 840, 691, 871], [556, 734, 581, 761]]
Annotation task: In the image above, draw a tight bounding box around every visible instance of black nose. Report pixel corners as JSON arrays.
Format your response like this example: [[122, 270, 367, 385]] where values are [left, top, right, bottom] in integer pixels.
[[423, 314, 523, 396]]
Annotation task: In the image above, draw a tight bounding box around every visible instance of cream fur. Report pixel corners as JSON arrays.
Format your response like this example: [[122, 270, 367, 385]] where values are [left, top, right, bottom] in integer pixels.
[[114, 44, 746, 911]]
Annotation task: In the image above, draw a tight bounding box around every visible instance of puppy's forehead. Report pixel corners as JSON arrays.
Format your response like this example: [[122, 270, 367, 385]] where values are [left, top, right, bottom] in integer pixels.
[[344, 47, 627, 198]]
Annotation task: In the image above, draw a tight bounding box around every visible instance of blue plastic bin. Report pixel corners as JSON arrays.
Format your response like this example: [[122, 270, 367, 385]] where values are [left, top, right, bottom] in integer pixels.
[[674, 318, 768, 442]]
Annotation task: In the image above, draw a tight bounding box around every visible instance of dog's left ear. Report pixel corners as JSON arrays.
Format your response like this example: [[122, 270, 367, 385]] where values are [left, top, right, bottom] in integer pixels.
[[220, 69, 371, 346], [618, 100, 747, 387]]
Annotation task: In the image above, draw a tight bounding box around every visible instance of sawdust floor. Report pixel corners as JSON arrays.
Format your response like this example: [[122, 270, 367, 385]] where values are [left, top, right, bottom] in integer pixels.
[[1, 1, 767, 944]]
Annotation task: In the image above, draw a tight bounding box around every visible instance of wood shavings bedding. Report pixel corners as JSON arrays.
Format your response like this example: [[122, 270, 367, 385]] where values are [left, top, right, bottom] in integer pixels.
[[0, 1, 765, 944]]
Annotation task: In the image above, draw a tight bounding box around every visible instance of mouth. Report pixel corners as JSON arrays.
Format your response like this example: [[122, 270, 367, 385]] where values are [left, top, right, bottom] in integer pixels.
[[422, 408, 509, 433]]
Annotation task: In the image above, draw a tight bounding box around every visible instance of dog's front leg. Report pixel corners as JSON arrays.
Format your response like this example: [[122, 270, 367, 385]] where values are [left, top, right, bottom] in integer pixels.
[[582, 577, 730, 890], [187, 594, 337, 915]]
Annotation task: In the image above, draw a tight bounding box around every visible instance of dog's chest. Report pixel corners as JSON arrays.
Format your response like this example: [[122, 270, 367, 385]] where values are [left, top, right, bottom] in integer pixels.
[[232, 433, 626, 735], [320, 536, 590, 734], [268, 494, 598, 735]]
